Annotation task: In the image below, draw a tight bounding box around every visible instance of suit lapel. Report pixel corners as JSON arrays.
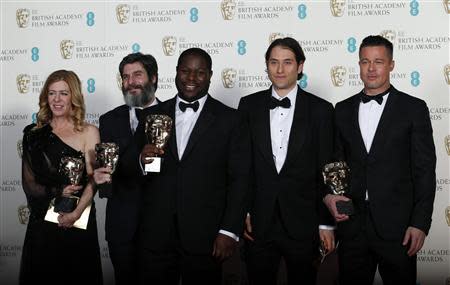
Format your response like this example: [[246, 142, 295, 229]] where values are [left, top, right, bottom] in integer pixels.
[[117, 105, 133, 137], [160, 97, 179, 161], [181, 95, 215, 161], [254, 90, 277, 173], [368, 87, 399, 157], [349, 95, 368, 158], [281, 88, 308, 173]]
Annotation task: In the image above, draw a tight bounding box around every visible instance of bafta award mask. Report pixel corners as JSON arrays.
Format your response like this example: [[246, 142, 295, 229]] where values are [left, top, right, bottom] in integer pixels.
[[220, 0, 236, 20], [116, 4, 130, 24], [323, 161, 354, 215], [221, 68, 237, 88], [18, 204, 30, 225], [162, 36, 177, 56], [95, 142, 119, 175], [330, 0, 346, 17], [144, 114, 173, 172], [60, 40, 74, 59], [60, 156, 85, 185], [16, 74, 31, 94], [330, 66, 347, 87]]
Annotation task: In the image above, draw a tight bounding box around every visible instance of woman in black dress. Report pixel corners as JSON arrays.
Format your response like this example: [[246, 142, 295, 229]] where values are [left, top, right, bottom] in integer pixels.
[[20, 70, 103, 285]]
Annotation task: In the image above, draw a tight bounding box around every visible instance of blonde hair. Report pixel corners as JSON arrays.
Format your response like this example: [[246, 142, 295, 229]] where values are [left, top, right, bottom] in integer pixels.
[[36, 70, 85, 131]]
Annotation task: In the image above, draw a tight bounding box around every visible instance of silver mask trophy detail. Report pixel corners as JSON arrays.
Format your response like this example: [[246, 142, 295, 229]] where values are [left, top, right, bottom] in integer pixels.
[[323, 161, 354, 215], [55, 156, 85, 213], [144, 114, 173, 172], [95, 142, 119, 183]]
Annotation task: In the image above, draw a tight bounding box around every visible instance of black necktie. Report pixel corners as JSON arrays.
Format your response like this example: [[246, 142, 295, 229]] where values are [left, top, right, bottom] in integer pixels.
[[360, 87, 391, 105], [269, 97, 291, 109], [179, 101, 199, 112], [135, 108, 144, 121]]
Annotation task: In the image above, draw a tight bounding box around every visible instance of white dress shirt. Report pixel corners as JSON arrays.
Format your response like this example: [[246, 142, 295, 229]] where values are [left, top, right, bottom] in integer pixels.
[[129, 98, 159, 133], [175, 95, 207, 159], [270, 86, 297, 173], [358, 92, 390, 200]]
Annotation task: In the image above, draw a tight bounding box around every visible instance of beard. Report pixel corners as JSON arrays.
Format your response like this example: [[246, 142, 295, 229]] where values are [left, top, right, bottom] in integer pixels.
[[122, 82, 155, 107]]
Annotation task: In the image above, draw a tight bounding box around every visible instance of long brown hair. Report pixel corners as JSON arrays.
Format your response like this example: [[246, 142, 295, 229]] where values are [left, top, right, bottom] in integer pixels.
[[36, 70, 85, 131]]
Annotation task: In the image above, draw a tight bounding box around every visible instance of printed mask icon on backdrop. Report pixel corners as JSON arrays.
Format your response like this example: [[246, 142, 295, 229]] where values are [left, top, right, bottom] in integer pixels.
[[162, 36, 177, 56], [116, 4, 130, 24], [17, 74, 31, 93], [60, 40, 74, 59]]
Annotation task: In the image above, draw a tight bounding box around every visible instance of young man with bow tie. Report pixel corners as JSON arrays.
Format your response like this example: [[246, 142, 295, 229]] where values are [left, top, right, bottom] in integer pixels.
[[323, 35, 436, 285], [238, 37, 335, 285], [137, 47, 251, 285]]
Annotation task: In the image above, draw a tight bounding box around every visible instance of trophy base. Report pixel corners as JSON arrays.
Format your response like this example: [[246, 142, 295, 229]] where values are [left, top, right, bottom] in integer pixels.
[[336, 200, 354, 216], [53, 195, 79, 213], [145, 157, 162, 173]]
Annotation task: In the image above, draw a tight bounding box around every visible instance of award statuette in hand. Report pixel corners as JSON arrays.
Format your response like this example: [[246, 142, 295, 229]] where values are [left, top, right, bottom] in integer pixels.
[[144, 114, 173, 172], [322, 161, 354, 215], [54, 156, 85, 213], [95, 142, 119, 183]]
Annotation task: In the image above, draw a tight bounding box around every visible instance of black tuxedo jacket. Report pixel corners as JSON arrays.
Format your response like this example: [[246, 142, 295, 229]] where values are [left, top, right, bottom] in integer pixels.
[[98, 104, 146, 243], [137, 95, 251, 254], [238, 86, 334, 242], [334, 86, 436, 241]]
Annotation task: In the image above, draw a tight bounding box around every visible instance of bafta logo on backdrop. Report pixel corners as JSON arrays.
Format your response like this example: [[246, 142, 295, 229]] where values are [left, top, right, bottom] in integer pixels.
[[380, 30, 396, 44], [446, 206, 450, 227], [17, 139, 23, 158], [18, 204, 30, 225], [60, 40, 74, 59], [116, 72, 123, 90], [16, 8, 30, 28], [221, 68, 237, 88], [330, 66, 347, 87], [444, 0, 450, 14], [330, 0, 346, 17], [269, 33, 284, 44], [16, 74, 31, 94], [444, 64, 450, 85], [220, 0, 236, 20], [162, 36, 177, 56], [116, 4, 130, 24], [445, 135, 450, 156]]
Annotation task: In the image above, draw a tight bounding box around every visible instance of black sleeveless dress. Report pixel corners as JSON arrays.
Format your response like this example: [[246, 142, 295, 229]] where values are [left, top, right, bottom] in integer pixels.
[[19, 124, 103, 285]]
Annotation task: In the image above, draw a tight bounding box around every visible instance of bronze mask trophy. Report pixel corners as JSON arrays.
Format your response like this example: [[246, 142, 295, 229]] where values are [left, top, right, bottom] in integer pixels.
[[95, 142, 119, 182], [323, 161, 354, 215], [54, 156, 85, 213], [144, 114, 173, 172]]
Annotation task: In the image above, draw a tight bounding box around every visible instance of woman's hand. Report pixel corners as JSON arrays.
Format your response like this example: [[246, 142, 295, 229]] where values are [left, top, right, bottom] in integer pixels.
[[57, 211, 80, 228], [61, 184, 83, 197]]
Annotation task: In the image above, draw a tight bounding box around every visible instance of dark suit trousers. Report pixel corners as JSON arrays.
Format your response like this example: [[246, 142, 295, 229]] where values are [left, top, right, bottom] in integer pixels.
[[338, 203, 417, 285], [245, 203, 318, 285], [139, 215, 222, 285], [108, 240, 138, 285]]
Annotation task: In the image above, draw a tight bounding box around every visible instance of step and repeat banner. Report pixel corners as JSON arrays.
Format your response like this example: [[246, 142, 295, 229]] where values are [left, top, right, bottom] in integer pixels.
[[1, 1, 449, 284]]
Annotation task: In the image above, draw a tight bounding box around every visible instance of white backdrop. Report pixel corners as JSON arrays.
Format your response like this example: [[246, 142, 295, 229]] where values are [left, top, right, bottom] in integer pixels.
[[1, 1, 449, 284]]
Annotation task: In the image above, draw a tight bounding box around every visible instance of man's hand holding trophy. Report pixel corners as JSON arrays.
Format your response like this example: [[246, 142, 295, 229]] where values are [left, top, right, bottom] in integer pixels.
[[94, 142, 119, 184], [141, 114, 173, 173], [322, 161, 354, 222]]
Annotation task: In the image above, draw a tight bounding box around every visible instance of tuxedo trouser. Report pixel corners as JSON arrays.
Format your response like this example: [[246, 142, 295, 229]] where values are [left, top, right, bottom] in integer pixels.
[[139, 215, 222, 285], [245, 203, 318, 285], [338, 202, 417, 285], [108, 240, 138, 285]]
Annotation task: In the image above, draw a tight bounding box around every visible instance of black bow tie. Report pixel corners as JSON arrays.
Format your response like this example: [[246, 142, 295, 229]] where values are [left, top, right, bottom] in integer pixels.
[[269, 97, 291, 109], [360, 87, 391, 105], [179, 101, 199, 112]]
